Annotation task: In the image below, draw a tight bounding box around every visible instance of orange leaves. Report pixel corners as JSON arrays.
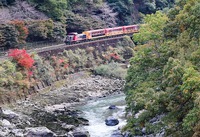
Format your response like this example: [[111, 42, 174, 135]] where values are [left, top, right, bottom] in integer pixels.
[[9, 20, 29, 44], [50, 56, 69, 69], [8, 49, 34, 69], [110, 53, 120, 60], [102, 52, 121, 61]]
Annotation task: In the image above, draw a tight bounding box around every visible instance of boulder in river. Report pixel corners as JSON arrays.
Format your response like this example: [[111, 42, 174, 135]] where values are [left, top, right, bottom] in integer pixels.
[[72, 131, 90, 137], [108, 105, 118, 110], [111, 130, 123, 137], [105, 116, 119, 126], [0, 127, 10, 137], [11, 129, 24, 137], [61, 123, 75, 131]]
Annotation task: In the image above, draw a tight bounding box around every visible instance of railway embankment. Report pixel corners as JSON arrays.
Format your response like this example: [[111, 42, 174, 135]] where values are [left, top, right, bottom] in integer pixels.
[[0, 35, 134, 104], [36, 36, 125, 58]]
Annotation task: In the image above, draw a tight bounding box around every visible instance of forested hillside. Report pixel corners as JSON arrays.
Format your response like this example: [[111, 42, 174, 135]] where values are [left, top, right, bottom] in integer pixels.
[[125, 0, 200, 136], [0, 0, 175, 48]]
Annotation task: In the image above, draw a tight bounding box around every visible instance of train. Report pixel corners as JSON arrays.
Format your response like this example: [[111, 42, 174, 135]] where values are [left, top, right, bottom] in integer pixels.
[[65, 25, 139, 43]]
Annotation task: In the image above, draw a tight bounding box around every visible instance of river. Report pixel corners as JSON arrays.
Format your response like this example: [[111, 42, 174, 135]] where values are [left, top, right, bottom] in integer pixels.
[[0, 75, 126, 137], [76, 93, 126, 137]]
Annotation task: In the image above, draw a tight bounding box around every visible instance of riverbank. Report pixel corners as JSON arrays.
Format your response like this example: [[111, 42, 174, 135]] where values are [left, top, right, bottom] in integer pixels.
[[0, 71, 125, 136]]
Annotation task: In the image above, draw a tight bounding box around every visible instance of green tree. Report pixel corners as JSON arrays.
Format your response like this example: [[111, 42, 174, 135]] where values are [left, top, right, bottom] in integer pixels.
[[0, 24, 18, 48], [27, 20, 54, 42], [27, 0, 68, 21], [134, 11, 168, 45], [165, 0, 200, 44], [124, 1, 200, 136]]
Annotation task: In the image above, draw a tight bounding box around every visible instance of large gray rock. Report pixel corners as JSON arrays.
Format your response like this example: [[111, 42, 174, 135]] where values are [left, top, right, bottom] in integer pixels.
[[2, 109, 19, 119], [122, 131, 131, 137], [61, 124, 75, 131], [0, 119, 14, 128], [111, 130, 123, 137], [0, 127, 10, 137], [11, 129, 24, 137], [72, 131, 90, 137], [108, 105, 118, 110], [105, 116, 119, 126], [25, 127, 56, 137]]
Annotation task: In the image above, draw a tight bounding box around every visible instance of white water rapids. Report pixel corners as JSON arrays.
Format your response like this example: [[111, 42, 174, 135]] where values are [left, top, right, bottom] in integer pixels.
[[76, 94, 127, 137]]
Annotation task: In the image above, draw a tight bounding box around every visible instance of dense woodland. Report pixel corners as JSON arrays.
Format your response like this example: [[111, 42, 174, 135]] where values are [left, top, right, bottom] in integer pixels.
[[0, 0, 175, 48], [125, 0, 200, 136]]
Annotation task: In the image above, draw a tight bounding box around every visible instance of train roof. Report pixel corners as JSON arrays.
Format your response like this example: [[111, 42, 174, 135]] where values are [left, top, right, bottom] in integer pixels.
[[67, 32, 78, 35], [82, 25, 139, 33], [84, 29, 105, 33]]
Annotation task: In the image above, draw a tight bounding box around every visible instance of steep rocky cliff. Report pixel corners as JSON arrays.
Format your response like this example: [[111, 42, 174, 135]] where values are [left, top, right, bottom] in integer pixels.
[[0, 0, 48, 23]]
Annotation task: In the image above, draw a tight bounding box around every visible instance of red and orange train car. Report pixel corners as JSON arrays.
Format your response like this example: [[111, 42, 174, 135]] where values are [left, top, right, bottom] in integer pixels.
[[65, 25, 139, 43]]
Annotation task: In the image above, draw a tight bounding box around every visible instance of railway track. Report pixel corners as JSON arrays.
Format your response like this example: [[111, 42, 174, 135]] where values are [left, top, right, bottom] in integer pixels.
[[30, 33, 132, 57], [0, 34, 131, 60]]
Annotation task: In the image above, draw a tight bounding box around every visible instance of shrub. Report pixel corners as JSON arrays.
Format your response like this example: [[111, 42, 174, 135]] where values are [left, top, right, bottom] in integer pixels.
[[0, 24, 18, 48], [27, 20, 54, 42], [94, 62, 127, 79], [15, 72, 23, 80], [66, 11, 104, 33], [53, 22, 66, 41], [33, 54, 56, 83], [27, 0, 67, 20], [74, 49, 87, 68], [0, 60, 17, 88], [9, 20, 29, 44], [86, 47, 95, 53]]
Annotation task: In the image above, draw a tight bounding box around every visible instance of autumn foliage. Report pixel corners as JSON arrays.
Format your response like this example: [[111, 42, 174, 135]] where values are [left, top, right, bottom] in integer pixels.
[[110, 53, 120, 60], [9, 20, 29, 44], [8, 49, 34, 69]]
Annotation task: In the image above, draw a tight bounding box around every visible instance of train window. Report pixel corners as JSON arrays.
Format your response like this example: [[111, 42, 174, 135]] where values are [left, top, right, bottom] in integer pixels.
[[91, 30, 105, 37], [78, 34, 86, 39], [66, 35, 74, 42], [113, 28, 122, 31], [92, 30, 105, 35], [127, 27, 133, 30]]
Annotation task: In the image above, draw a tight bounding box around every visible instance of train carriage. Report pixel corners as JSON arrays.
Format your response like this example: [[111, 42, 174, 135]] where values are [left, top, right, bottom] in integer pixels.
[[65, 25, 139, 43], [83, 29, 106, 39], [105, 27, 124, 36], [124, 25, 139, 33]]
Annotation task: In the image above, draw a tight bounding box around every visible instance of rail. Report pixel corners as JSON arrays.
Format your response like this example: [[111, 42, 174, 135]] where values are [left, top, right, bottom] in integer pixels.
[[0, 33, 133, 59]]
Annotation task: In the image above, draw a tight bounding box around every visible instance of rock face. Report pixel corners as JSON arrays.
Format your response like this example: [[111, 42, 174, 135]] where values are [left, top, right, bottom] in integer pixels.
[[105, 116, 119, 126], [0, 0, 48, 23], [0, 73, 124, 136]]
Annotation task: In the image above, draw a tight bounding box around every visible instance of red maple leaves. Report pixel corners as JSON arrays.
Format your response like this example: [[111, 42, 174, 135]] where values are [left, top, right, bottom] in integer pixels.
[[110, 53, 120, 60], [8, 49, 34, 69]]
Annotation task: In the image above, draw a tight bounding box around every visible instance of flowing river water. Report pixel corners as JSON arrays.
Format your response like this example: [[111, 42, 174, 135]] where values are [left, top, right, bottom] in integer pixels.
[[76, 93, 127, 137]]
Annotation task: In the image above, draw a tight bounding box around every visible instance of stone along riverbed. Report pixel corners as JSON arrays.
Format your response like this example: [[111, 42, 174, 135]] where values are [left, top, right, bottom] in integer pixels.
[[0, 72, 127, 137]]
